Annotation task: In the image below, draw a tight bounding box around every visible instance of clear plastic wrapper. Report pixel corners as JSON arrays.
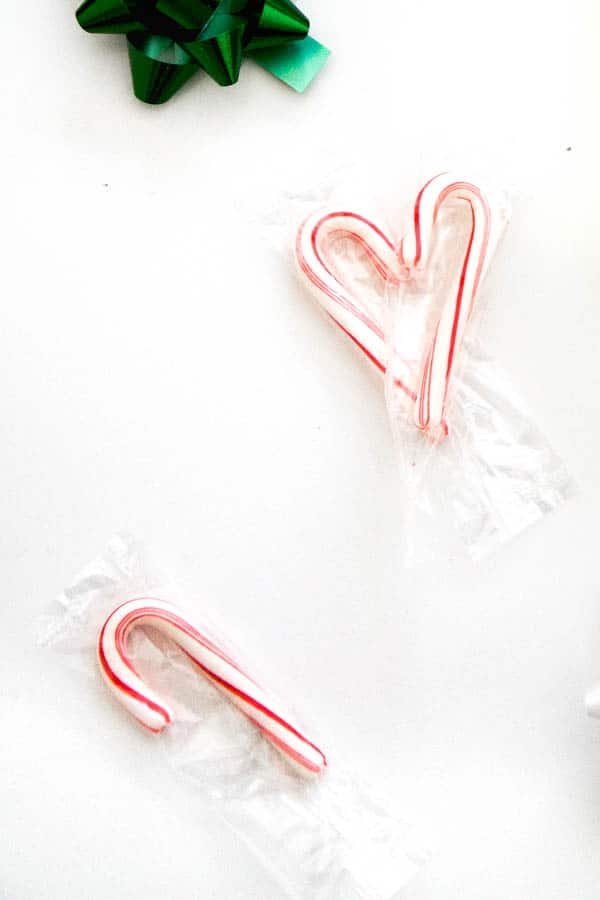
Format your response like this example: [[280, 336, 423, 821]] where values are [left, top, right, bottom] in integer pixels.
[[39, 534, 425, 899], [289, 166, 573, 563]]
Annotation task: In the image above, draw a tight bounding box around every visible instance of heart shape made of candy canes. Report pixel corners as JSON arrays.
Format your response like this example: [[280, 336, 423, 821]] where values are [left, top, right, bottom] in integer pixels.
[[295, 173, 510, 440]]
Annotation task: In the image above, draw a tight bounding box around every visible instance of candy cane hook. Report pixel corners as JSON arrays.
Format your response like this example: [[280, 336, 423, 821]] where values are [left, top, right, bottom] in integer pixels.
[[98, 598, 327, 774]]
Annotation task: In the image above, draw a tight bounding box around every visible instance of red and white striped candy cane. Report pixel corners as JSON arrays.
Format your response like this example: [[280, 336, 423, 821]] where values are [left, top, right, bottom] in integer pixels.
[[399, 173, 507, 439], [295, 210, 416, 402], [295, 175, 509, 440], [98, 598, 327, 774]]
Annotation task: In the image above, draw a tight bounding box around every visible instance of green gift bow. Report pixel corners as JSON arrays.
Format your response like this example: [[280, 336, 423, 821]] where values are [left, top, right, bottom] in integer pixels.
[[76, 0, 329, 104]]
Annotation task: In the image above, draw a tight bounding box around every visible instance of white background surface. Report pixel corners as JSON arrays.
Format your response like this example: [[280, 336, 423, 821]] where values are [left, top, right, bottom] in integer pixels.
[[2, 0, 600, 897]]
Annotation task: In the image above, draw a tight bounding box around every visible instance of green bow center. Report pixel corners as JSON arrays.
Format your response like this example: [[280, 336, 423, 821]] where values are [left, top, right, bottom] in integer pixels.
[[115, 0, 264, 45]]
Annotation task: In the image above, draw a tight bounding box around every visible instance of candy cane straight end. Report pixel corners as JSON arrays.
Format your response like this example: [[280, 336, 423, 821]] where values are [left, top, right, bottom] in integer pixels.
[[419, 420, 449, 444], [98, 598, 327, 775]]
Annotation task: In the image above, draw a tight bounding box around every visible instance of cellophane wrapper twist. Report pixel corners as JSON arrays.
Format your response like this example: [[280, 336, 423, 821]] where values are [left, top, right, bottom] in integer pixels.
[[39, 534, 425, 899]]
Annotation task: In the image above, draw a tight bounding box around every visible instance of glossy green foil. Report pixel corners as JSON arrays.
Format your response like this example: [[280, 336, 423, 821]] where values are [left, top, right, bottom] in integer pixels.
[[76, 0, 328, 103]]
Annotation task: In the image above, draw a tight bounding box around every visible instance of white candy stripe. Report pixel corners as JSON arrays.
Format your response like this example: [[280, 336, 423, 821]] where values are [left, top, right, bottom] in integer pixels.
[[295, 210, 416, 400], [399, 173, 508, 438], [98, 598, 327, 774]]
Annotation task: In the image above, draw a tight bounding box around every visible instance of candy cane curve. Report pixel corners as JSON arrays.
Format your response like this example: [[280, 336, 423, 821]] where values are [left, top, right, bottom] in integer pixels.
[[295, 210, 416, 402], [399, 173, 509, 438], [98, 597, 327, 775]]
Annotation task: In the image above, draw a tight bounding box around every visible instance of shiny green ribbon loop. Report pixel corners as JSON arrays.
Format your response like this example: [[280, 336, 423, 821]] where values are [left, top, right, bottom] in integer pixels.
[[76, 0, 328, 103]]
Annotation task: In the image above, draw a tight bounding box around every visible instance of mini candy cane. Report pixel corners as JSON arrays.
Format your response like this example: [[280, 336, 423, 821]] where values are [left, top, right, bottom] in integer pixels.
[[399, 173, 509, 439], [98, 598, 327, 774], [295, 210, 416, 402]]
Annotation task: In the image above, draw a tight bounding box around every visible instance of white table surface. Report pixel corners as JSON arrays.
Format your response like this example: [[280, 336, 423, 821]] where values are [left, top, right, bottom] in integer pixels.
[[3, 0, 600, 897]]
